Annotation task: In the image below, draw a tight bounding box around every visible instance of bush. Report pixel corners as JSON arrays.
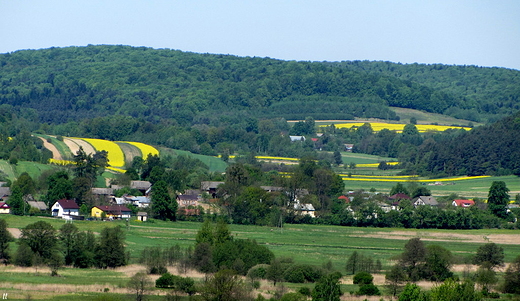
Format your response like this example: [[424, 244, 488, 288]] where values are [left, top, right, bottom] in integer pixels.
[[353, 271, 373, 285], [357, 283, 380, 296], [298, 287, 311, 296], [283, 264, 324, 283]]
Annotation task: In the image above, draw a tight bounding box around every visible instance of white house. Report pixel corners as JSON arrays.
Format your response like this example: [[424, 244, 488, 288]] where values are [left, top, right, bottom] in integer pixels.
[[51, 199, 80, 218], [294, 201, 316, 218]]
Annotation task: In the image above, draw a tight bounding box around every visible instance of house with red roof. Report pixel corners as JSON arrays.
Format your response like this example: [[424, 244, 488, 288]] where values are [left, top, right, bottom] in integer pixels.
[[51, 199, 79, 218], [0, 202, 10, 214], [452, 199, 475, 207]]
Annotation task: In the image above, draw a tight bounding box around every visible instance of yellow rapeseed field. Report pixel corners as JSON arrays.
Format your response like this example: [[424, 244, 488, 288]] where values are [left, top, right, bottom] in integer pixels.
[[324, 122, 471, 133], [119, 141, 159, 158], [81, 138, 125, 167]]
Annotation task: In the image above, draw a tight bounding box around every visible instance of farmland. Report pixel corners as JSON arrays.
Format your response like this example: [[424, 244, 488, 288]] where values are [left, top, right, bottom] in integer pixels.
[[1, 215, 520, 300]]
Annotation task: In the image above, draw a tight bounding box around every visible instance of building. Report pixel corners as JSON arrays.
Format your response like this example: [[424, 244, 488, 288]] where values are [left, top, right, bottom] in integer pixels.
[[294, 201, 316, 218], [413, 196, 438, 207], [177, 194, 199, 207], [137, 211, 148, 222], [452, 199, 475, 207], [0, 202, 10, 214], [91, 205, 132, 219], [51, 199, 80, 218]]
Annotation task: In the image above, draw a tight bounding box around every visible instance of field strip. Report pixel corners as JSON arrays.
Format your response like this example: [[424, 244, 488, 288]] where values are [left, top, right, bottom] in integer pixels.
[[63, 137, 96, 155], [37, 137, 62, 160], [352, 231, 520, 245], [116, 142, 141, 165]]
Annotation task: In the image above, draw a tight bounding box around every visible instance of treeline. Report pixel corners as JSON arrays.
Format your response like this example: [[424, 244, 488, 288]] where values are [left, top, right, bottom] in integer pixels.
[[0, 220, 126, 274], [345, 111, 520, 176], [338, 60, 520, 122], [2, 45, 518, 129]]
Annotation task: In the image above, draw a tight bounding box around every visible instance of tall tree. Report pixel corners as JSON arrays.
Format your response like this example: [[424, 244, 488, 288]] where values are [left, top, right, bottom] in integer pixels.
[[399, 238, 426, 281], [19, 221, 58, 261], [312, 272, 342, 301], [0, 219, 14, 264], [503, 254, 520, 294], [95, 226, 126, 268], [487, 181, 510, 218], [151, 180, 177, 221], [473, 243, 504, 270]]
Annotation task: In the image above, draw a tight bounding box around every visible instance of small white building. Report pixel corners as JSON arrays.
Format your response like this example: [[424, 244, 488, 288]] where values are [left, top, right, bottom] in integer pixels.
[[51, 199, 80, 218], [294, 201, 316, 218]]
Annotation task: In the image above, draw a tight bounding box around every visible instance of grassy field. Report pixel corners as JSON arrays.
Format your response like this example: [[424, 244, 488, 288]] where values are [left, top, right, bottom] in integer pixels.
[[159, 148, 228, 173], [0, 160, 61, 181], [341, 174, 520, 198], [1, 216, 520, 300], [35, 134, 73, 160]]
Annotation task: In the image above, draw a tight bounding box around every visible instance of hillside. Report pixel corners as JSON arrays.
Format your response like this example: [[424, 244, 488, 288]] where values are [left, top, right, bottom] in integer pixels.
[[1, 45, 519, 127]]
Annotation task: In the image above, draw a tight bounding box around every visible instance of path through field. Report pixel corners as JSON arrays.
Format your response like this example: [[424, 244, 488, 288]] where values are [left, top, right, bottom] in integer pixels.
[[63, 137, 96, 155], [38, 137, 62, 160]]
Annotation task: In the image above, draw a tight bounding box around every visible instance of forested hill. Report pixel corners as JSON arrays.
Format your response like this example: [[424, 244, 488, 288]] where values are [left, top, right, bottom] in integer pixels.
[[1, 45, 518, 126], [337, 61, 520, 122]]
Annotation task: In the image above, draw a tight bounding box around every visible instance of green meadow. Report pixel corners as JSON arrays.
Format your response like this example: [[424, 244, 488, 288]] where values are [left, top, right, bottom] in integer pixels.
[[1, 215, 520, 300]]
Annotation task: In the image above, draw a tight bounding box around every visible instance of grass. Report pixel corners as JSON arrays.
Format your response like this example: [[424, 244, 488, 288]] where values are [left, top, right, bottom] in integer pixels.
[[341, 174, 520, 198], [35, 134, 73, 160], [2, 216, 520, 299], [0, 160, 61, 181], [159, 148, 228, 173]]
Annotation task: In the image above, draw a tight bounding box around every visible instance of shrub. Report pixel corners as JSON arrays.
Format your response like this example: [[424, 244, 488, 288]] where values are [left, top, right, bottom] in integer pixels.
[[283, 264, 324, 283], [357, 283, 380, 296], [353, 271, 373, 285]]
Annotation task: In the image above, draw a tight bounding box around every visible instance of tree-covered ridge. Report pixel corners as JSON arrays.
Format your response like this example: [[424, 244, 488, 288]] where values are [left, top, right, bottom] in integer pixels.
[[337, 60, 520, 122], [4, 45, 518, 126]]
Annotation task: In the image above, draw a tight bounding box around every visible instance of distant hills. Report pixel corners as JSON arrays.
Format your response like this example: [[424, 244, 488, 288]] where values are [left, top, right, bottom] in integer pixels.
[[1, 45, 519, 126]]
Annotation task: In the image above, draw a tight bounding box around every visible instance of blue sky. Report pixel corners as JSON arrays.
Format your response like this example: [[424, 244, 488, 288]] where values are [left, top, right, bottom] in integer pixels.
[[2, 0, 519, 70]]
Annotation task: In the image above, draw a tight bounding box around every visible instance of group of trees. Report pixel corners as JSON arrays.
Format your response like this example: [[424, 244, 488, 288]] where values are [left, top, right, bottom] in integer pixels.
[[344, 111, 520, 177], [385, 237, 520, 299], [0, 219, 126, 274]]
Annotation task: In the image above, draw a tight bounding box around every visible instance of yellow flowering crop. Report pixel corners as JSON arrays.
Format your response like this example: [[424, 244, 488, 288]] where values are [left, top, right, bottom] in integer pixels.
[[324, 122, 470, 133], [49, 159, 74, 166], [82, 138, 125, 167], [119, 141, 159, 158], [107, 166, 126, 173], [256, 156, 299, 161]]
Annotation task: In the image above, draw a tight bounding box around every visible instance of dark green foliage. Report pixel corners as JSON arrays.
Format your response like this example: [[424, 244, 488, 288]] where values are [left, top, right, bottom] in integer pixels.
[[473, 243, 504, 270], [0, 219, 14, 264], [156, 273, 196, 295], [353, 272, 373, 285], [385, 264, 407, 297], [95, 226, 127, 268], [399, 238, 426, 281], [283, 264, 324, 283], [356, 283, 380, 296], [487, 181, 510, 218], [151, 180, 177, 221], [212, 239, 274, 275], [421, 245, 454, 281], [13, 243, 34, 267], [19, 221, 58, 260], [311, 272, 342, 301], [503, 255, 520, 294]]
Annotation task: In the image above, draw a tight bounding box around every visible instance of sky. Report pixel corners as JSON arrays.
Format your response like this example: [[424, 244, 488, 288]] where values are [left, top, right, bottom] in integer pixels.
[[1, 0, 520, 70]]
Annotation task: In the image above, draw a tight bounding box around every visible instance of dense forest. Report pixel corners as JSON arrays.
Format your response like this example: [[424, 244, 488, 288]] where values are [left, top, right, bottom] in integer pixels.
[[1, 45, 520, 177], [1, 45, 519, 128]]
